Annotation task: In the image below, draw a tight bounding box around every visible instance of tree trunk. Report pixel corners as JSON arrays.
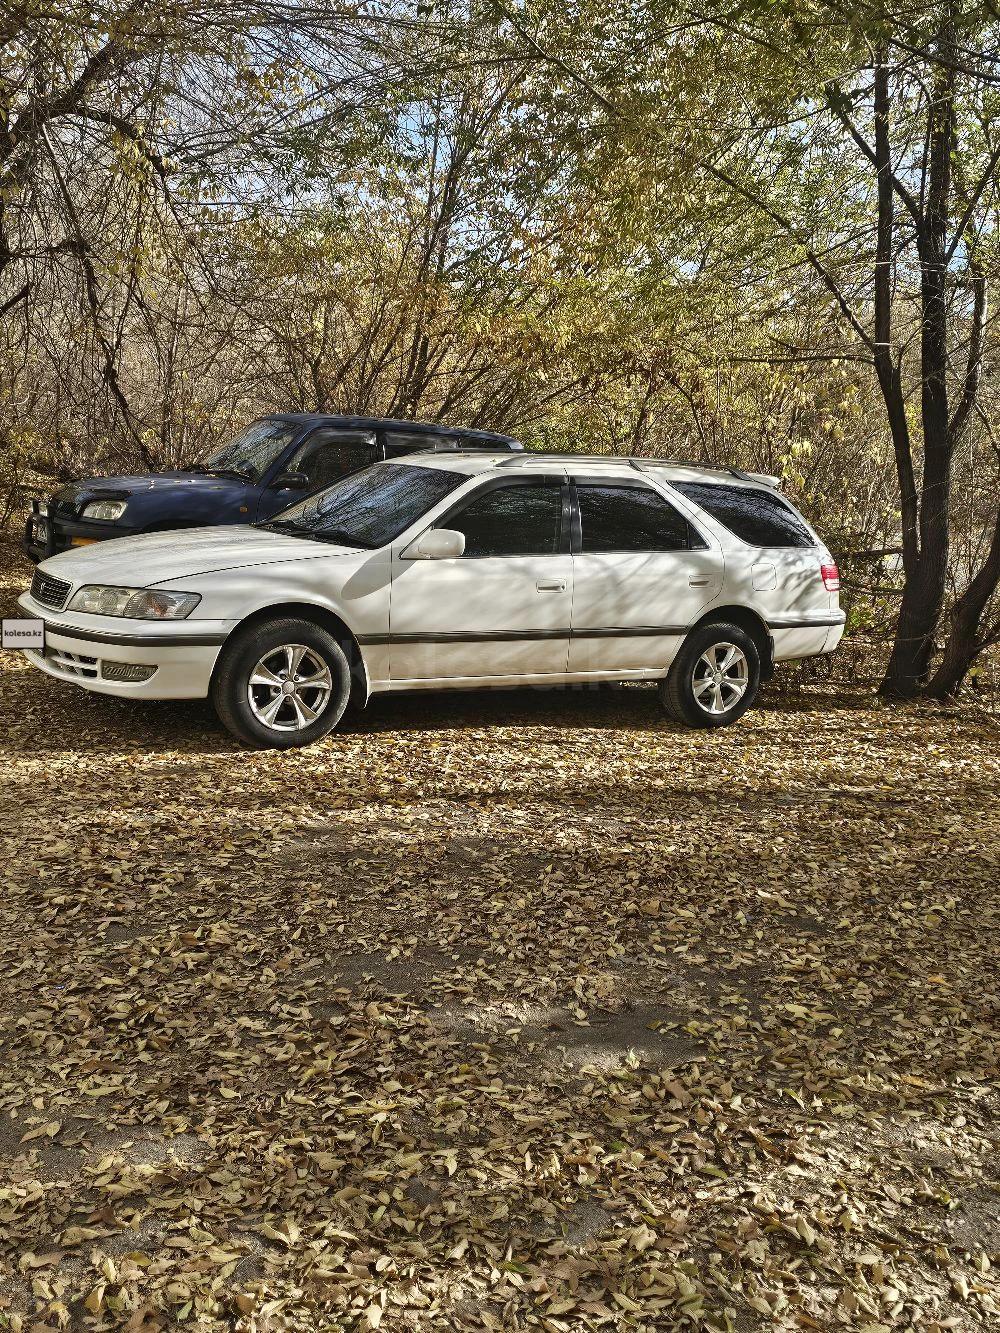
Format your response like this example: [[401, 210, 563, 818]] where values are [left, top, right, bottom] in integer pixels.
[[880, 562, 946, 696], [925, 510, 1000, 698], [879, 23, 956, 698]]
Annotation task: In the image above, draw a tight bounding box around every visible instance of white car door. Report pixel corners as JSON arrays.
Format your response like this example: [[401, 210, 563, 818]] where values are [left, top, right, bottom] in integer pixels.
[[388, 475, 573, 682], [568, 478, 724, 674]]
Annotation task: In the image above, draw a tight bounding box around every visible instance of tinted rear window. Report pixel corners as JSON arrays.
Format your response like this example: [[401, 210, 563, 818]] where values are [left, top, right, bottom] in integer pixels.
[[578, 484, 696, 552], [671, 482, 814, 548]]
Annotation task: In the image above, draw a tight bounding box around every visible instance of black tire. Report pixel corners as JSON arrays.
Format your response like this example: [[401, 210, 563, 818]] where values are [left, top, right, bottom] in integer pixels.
[[211, 617, 351, 749], [660, 622, 761, 729]]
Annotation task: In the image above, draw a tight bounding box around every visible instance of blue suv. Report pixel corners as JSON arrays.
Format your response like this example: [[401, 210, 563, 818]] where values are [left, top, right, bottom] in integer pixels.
[[24, 414, 522, 561]]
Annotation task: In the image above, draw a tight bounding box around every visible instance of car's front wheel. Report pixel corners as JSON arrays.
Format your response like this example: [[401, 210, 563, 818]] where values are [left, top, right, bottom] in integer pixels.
[[660, 622, 761, 728], [211, 617, 351, 749]]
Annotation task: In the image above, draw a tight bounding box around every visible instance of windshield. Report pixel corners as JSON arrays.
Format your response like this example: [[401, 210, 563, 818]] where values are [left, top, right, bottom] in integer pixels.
[[200, 419, 299, 483], [258, 463, 467, 548]]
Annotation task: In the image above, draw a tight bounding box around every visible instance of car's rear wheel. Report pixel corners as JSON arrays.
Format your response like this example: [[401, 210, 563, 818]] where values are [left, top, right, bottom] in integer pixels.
[[660, 622, 761, 728], [212, 617, 351, 749]]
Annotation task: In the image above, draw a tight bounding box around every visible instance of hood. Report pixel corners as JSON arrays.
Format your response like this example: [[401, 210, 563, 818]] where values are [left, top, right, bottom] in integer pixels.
[[51, 471, 254, 511], [38, 525, 358, 588]]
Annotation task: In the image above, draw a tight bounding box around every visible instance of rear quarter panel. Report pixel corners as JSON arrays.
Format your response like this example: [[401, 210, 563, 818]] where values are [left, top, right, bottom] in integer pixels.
[[674, 488, 838, 661], [750, 547, 835, 659]]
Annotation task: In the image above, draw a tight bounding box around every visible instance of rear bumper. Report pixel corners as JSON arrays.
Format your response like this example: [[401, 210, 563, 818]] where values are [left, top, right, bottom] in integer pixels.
[[23, 502, 139, 562], [823, 616, 846, 654], [768, 612, 846, 661], [16, 594, 229, 699]]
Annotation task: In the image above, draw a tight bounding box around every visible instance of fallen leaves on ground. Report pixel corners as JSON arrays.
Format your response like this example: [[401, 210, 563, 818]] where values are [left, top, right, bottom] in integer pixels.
[[1, 545, 998, 1331]]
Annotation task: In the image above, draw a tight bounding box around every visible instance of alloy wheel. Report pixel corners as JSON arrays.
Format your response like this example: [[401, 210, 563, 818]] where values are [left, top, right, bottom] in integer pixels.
[[247, 643, 333, 732], [691, 642, 749, 716]]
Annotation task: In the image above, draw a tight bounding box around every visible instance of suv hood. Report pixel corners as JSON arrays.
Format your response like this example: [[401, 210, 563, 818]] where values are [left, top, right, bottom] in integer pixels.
[[39, 526, 357, 587], [52, 471, 252, 511]]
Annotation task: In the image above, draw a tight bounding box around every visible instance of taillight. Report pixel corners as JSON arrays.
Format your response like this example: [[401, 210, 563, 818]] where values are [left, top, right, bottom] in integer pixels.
[[821, 561, 840, 591]]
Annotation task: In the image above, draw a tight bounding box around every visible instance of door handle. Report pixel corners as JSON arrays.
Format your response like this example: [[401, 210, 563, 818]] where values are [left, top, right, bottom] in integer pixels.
[[689, 577, 710, 587], [536, 581, 566, 592]]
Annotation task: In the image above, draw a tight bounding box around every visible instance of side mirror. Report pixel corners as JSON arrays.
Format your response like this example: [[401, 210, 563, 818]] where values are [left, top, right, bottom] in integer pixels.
[[404, 527, 466, 560], [271, 469, 310, 491]]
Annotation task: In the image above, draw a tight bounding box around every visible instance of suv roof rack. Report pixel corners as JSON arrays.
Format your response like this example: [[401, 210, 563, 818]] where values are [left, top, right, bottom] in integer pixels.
[[645, 459, 780, 486], [494, 453, 778, 485], [424, 442, 522, 452], [495, 453, 619, 466]]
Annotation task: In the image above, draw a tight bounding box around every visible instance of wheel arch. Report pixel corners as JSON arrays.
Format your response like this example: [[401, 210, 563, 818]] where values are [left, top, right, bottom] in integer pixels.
[[218, 602, 370, 704], [690, 605, 774, 681]]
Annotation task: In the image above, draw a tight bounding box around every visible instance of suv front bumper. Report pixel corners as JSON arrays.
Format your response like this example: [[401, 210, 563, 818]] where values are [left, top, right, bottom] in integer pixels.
[[23, 500, 139, 562]]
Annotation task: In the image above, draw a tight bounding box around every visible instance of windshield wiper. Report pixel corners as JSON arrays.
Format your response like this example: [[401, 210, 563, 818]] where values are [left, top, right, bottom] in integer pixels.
[[312, 529, 375, 548], [257, 519, 373, 547], [181, 462, 254, 481], [208, 466, 254, 481], [257, 518, 306, 533]]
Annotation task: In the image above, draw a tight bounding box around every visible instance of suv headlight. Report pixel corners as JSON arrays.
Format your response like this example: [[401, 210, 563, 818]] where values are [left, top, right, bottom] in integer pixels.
[[68, 586, 201, 619], [82, 500, 128, 521]]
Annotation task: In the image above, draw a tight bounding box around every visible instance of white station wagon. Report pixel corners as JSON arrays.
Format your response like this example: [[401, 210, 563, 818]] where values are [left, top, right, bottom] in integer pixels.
[[17, 453, 844, 747]]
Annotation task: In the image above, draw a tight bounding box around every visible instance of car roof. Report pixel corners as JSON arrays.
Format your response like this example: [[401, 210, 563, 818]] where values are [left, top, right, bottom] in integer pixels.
[[266, 413, 520, 447], [383, 451, 780, 488]]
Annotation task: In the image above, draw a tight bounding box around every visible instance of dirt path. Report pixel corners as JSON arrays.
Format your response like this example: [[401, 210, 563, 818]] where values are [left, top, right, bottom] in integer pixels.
[[2, 547, 998, 1331]]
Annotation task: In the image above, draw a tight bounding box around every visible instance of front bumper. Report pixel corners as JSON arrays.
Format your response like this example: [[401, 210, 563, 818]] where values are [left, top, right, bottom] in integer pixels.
[[16, 594, 231, 699], [23, 501, 140, 562]]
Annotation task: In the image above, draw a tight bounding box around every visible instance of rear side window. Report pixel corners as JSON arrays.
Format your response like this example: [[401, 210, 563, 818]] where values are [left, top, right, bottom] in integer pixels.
[[451, 482, 564, 557], [577, 484, 697, 552], [672, 482, 815, 548]]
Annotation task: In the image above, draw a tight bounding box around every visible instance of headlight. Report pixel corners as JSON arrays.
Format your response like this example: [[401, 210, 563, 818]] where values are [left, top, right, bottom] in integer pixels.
[[37, 500, 49, 517], [67, 586, 201, 618], [82, 500, 128, 521]]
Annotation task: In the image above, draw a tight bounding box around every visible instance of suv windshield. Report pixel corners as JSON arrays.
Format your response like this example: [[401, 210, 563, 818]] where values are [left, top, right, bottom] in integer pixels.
[[258, 463, 467, 548], [197, 419, 299, 483]]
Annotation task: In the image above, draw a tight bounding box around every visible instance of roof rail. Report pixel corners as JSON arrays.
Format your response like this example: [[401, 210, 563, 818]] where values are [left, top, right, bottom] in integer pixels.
[[430, 443, 520, 453], [639, 458, 774, 483], [495, 453, 779, 485], [494, 452, 622, 466]]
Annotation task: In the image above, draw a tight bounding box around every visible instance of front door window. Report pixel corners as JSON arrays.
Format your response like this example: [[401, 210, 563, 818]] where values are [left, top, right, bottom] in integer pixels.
[[449, 482, 564, 557], [284, 430, 378, 492]]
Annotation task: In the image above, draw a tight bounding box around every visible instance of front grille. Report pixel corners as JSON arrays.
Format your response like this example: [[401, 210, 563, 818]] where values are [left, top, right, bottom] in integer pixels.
[[31, 569, 71, 610]]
